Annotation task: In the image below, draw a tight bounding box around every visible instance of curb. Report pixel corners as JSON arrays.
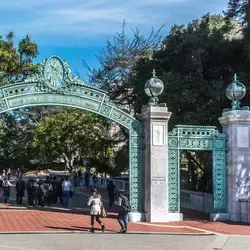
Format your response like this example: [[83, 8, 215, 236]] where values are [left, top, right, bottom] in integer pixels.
[[0, 230, 214, 236]]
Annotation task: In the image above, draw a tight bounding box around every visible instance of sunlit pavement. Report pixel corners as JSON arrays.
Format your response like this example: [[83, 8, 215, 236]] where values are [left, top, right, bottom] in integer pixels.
[[1, 176, 250, 238]]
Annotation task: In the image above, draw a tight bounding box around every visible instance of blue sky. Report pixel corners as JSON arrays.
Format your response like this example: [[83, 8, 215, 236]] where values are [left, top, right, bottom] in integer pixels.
[[0, 0, 229, 81]]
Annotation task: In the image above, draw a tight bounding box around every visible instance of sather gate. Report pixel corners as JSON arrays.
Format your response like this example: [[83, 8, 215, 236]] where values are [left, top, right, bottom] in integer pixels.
[[168, 125, 227, 214], [0, 56, 142, 212]]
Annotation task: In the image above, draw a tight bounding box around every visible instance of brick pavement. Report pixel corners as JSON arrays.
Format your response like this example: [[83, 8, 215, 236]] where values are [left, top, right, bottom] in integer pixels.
[[1, 207, 250, 235], [0, 209, 205, 234], [2, 177, 250, 235]]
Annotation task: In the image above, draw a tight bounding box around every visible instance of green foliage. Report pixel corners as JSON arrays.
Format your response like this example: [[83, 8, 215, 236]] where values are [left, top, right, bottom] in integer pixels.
[[128, 14, 245, 128], [0, 32, 39, 83], [32, 108, 107, 171], [85, 21, 164, 114]]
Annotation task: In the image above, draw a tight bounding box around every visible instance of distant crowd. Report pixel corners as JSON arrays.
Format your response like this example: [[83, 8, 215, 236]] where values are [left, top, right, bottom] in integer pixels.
[[0, 168, 131, 234]]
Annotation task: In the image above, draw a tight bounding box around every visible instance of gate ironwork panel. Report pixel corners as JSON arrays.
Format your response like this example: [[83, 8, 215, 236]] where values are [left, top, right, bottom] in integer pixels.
[[168, 125, 227, 213]]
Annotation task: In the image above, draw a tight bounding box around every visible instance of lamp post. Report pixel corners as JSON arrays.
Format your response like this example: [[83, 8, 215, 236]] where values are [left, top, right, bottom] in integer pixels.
[[144, 69, 164, 106], [225, 73, 247, 110]]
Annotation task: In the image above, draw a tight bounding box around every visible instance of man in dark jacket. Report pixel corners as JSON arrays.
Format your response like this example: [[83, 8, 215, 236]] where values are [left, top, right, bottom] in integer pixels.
[[16, 177, 26, 205], [107, 180, 116, 208], [26, 179, 33, 205], [116, 189, 131, 234]]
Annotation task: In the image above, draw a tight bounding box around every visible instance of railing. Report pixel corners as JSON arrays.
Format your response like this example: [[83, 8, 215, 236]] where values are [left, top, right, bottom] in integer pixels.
[[93, 177, 129, 194], [180, 189, 213, 214]]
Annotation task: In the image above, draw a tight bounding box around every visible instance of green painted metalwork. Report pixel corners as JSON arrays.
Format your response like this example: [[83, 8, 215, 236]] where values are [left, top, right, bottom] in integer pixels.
[[168, 125, 227, 213], [0, 56, 142, 212]]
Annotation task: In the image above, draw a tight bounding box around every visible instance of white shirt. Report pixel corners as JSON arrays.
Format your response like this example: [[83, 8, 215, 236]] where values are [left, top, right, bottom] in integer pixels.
[[62, 180, 71, 191]]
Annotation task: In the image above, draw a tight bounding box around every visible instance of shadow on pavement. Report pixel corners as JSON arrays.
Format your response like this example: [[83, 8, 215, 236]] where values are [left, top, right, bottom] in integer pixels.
[[45, 226, 88, 232]]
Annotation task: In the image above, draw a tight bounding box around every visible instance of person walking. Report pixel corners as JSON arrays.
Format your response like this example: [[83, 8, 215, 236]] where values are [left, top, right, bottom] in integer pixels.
[[26, 179, 33, 205], [30, 179, 38, 207], [44, 178, 53, 206], [37, 179, 46, 207], [0, 176, 3, 201], [57, 177, 64, 204], [93, 173, 98, 188], [16, 168, 20, 179], [7, 168, 11, 180], [51, 176, 58, 204], [73, 173, 78, 194], [87, 188, 105, 233], [3, 178, 14, 204], [85, 172, 89, 187], [62, 176, 71, 207], [107, 180, 116, 208], [116, 189, 131, 233], [16, 176, 26, 205]]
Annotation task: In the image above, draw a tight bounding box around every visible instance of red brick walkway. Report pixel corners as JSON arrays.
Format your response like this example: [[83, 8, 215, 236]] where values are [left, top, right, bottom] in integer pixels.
[[0, 209, 204, 234], [0, 208, 250, 235]]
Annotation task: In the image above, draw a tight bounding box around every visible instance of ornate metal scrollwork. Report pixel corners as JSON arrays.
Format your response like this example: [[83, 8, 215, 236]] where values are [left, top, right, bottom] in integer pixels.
[[168, 125, 227, 214], [0, 55, 142, 212]]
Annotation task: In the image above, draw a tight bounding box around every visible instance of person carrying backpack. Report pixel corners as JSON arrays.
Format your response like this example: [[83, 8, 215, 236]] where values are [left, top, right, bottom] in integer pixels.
[[116, 189, 131, 233]]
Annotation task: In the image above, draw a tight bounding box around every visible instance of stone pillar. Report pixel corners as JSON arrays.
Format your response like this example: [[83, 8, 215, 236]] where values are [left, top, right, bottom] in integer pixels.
[[219, 110, 250, 223], [140, 106, 183, 222]]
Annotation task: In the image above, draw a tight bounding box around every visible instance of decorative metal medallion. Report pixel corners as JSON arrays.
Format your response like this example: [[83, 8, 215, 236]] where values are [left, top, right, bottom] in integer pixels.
[[44, 56, 64, 89]]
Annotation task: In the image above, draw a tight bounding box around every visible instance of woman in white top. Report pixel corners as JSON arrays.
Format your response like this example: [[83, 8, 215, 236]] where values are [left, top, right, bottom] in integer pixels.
[[87, 188, 105, 233], [3, 178, 15, 204]]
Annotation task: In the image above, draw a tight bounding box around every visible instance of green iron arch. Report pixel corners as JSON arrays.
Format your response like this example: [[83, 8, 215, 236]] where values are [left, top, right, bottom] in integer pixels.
[[0, 56, 142, 211]]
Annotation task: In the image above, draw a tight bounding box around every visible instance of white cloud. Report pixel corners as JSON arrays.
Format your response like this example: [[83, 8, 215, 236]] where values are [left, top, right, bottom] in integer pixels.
[[0, 0, 229, 44]]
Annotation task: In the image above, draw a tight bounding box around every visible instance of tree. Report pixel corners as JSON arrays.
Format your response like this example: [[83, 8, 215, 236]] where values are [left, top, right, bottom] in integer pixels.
[[131, 14, 245, 128], [225, 0, 250, 96], [85, 21, 164, 115], [0, 32, 39, 83], [32, 108, 113, 171]]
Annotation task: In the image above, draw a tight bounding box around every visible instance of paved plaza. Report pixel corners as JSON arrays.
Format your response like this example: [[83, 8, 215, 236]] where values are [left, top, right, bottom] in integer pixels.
[[0, 176, 250, 249]]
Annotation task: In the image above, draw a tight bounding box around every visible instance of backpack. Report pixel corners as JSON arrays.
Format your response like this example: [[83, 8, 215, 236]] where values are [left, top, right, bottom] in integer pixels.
[[121, 196, 131, 213]]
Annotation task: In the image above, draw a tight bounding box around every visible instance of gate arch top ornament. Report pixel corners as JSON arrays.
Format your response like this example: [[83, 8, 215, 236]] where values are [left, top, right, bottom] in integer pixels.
[[0, 56, 142, 211]]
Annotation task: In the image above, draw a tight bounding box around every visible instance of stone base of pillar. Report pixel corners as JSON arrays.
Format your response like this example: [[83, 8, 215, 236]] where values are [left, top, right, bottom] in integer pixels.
[[166, 213, 183, 222], [210, 213, 229, 221], [128, 212, 142, 222], [145, 212, 183, 222]]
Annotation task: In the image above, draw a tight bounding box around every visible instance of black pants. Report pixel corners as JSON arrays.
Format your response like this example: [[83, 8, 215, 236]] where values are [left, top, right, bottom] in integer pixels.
[[91, 215, 102, 226], [27, 194, 33, 205], [57, 192, 63, 204], [45, 194, 52, 206], [16, 193, 23, 205], [38, 195, 44, 207]]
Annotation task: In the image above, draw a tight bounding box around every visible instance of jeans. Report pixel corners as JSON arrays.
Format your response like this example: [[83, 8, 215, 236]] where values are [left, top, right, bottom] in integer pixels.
[[63, 191, 70, 207], [117, 212, 128, 230]]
